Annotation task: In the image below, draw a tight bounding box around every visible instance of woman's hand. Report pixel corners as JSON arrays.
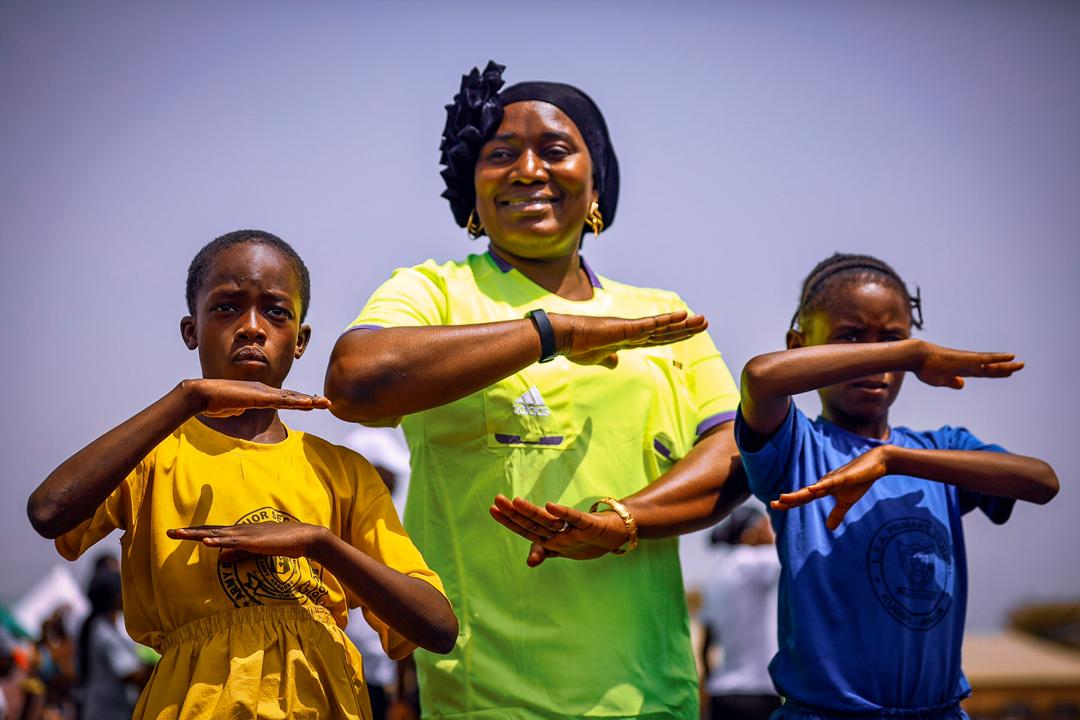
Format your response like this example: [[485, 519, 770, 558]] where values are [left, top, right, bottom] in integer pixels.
[[551, 311, 706, 369], [183, 379, 331, 417], [770, 446, 891, 531], [168, 522, 328, 563], [913, 342, 1023, 389], [489, 495, 629, 566]]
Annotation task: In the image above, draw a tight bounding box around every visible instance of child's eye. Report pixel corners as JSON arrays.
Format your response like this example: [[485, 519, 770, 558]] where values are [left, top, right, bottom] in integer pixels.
[[211, 303, 235, 313], [266, 307, 293, 320], [487, 148, 514, 162]]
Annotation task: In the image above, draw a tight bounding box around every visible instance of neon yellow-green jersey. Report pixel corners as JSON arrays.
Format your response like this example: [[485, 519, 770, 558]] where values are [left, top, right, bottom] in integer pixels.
[[347, 250, 740, 719]]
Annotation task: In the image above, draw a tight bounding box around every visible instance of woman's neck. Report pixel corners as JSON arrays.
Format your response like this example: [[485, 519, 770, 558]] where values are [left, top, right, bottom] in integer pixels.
[[488, 244, 593, 301], [821, 406, 891, 441], [197, 408, 288, 443]]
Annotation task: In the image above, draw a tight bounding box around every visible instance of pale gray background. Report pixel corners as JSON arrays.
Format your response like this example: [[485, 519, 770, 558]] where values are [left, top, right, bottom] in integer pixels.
[[2, 1, 1076, 631]]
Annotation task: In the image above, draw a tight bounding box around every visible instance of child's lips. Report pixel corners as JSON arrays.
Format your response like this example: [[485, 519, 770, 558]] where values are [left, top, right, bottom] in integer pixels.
[[232, 347, 268, 364], [851, 380, 889, 395]]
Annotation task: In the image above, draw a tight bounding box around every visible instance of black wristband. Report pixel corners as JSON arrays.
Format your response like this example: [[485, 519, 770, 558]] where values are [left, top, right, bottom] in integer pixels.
[[526, 309, 558, 363]]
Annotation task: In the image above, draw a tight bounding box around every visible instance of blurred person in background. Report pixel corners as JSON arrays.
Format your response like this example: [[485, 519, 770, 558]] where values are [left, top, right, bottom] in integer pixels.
[[0, 627, 15, 720], [700, 505, 781, 720], [77, 567, 148, 720], [343, 427, 420, 720], [23, 608, 76, 720]]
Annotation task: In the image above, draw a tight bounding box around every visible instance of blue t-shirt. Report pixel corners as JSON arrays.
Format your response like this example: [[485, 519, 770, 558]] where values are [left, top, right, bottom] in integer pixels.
[[735, 403, 1014, 717]]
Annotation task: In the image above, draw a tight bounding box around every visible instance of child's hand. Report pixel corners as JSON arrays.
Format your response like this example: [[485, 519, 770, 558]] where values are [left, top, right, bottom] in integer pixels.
[[167, 522, 329, 563], [552, 311, 707, 369], [914, 342, 1024, 390], [183, 379, 331, 417], [489, 494, 630, 566], [771, 447, 890, 531]]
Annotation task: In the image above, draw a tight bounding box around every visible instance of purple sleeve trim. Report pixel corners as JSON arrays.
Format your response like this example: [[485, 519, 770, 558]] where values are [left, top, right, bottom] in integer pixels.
[[580, 255, 603, 289], [340, 324, 385, 337], [696, 410, 737, 438], [486, 247, 513, 273], [653, 437, 673, 459]]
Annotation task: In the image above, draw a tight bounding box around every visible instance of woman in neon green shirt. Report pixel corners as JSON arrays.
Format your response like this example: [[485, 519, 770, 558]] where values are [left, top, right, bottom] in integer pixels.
[[325, 61, 748, 719]]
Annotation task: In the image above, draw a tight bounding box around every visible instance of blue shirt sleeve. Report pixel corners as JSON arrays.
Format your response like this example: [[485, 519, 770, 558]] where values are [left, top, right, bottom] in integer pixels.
[[939, 425, 1015, 525], [734, 401, 804, 502]]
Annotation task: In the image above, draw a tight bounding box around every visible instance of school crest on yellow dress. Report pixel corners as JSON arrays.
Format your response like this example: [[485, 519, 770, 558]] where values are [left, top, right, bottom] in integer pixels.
[[217, 507, 330, 607]]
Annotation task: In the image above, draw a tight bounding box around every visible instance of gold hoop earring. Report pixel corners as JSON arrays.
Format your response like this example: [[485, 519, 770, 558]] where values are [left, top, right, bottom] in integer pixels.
[[466, 209, 484, 239], [586, 201, 604, 238]]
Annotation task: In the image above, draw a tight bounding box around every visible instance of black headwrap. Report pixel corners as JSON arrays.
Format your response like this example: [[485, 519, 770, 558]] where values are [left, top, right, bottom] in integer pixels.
[[439, 61, 620, 235]]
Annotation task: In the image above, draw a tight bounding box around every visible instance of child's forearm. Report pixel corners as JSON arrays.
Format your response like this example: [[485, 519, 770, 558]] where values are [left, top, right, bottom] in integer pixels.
[[310, 531, 458, 655], [740, 339, 926, 433], [743, 340, 924, 403], [28, 382, 205, 539], [882, 446, 1058, 504]]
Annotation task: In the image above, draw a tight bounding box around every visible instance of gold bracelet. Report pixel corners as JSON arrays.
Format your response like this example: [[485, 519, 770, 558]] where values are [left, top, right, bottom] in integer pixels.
[[589, 496, 639, 556]]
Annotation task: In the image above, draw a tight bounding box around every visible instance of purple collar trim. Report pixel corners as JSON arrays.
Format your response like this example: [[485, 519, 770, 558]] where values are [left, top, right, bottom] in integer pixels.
[[486, 247, 603, 289], [580, 256, 603, 289], [486, 247, 514, 272]]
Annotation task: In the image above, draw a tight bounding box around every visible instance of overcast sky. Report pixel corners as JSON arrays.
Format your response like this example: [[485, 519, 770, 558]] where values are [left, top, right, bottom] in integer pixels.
[[2, 1, 1077, 631]]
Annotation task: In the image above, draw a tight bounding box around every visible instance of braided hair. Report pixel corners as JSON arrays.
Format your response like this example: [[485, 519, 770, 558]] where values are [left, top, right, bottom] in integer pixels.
[[790, 253, 923, 332]]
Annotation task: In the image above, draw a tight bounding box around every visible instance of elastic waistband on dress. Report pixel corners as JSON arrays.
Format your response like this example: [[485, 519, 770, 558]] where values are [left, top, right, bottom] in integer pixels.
[[784, 698, 963, 720], [160, 603, 337, 652]]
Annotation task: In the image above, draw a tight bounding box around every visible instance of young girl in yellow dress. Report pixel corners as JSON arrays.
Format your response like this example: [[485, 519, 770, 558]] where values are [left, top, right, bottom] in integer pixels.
[[28, 230, 457, 719]]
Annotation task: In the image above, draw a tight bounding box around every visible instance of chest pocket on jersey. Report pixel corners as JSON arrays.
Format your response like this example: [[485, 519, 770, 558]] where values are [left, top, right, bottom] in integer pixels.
[[640, 347, 694, 479], [483, 362, 576, 450]]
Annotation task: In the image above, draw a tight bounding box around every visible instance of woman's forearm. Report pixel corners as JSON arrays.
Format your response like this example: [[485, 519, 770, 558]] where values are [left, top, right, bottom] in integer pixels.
[[622, 425, 749, 538], [883, 446, 1058, 504], [325, 311, 705, 424], [324, 323, 542, 423], [28, 383, 203, 539], [311, 531, 458, 654]]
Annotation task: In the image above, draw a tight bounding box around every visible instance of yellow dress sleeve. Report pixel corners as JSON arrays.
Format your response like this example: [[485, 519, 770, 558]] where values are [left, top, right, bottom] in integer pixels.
[[54, 455, 151, 561], [344, 458, 448, 660], [345, 260, 449, 331]]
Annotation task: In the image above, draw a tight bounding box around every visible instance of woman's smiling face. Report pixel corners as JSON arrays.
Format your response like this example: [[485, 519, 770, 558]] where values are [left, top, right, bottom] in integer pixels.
[[473, 101, 597, 259]]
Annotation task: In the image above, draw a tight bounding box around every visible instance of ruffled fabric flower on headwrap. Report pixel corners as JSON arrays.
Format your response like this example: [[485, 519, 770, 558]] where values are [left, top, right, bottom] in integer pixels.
[[439, 61, 621, 235], [439, 61, 506, 228]]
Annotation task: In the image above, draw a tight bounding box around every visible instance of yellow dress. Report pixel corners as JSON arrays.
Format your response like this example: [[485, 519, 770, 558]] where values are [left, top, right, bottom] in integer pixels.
[[57, 418, 446, 720]]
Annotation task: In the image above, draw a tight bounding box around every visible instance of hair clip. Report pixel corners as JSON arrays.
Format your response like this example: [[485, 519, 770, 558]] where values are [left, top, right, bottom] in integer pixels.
[[910, 285, 924, 329]]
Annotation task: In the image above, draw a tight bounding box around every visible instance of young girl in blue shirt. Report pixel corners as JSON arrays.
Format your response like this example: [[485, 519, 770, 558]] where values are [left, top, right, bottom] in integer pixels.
[[735, 253, 1058, 719]]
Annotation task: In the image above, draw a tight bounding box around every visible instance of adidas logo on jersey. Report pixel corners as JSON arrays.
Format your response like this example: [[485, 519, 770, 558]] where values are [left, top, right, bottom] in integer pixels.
[[513, 386, 551, 417]]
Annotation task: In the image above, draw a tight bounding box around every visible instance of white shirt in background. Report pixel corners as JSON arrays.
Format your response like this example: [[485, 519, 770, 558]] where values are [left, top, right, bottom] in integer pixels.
[[700, 545, 781, 696]]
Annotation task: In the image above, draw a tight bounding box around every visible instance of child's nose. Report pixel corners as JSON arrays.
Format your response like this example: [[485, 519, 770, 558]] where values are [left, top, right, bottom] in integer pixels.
[[236, 310, 267, 341]]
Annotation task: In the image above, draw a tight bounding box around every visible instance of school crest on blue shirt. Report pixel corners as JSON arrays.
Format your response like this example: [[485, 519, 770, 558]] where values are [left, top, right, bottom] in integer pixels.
[[866, 517, 952, 630]]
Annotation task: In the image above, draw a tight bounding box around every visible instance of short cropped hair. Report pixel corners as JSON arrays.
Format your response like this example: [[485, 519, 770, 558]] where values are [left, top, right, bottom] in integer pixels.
[[186, 230, 311, 322]]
